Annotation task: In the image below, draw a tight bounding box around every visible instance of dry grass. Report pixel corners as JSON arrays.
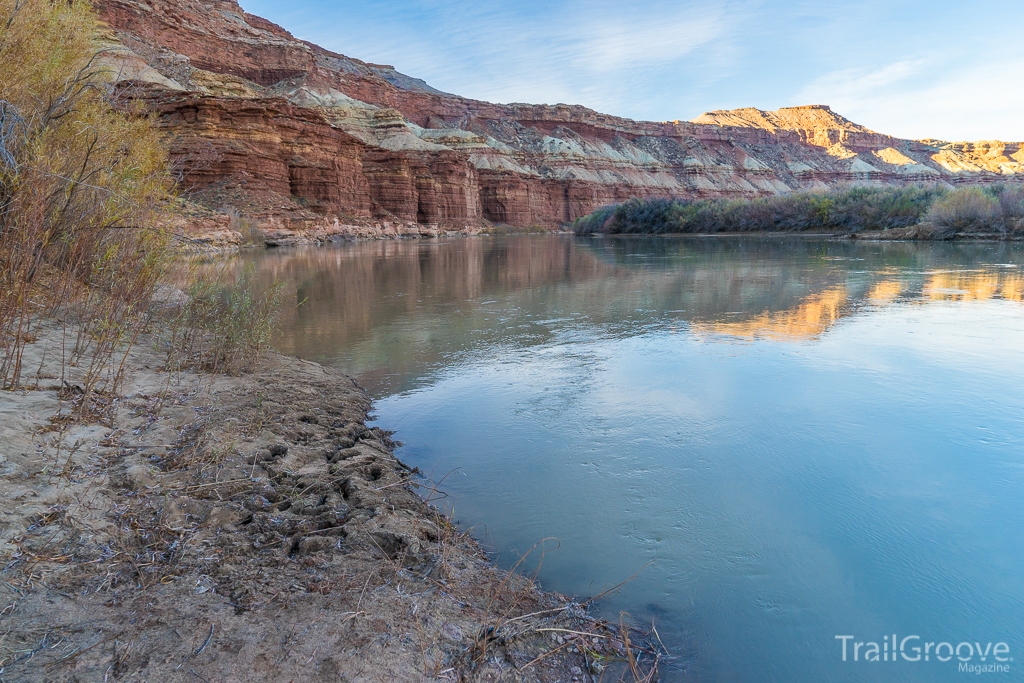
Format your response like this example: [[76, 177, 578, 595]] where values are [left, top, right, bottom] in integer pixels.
[[165, 264, 286, 375]]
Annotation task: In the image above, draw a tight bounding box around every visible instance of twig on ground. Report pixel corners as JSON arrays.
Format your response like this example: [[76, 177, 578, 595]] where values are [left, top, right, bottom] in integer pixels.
[[194, 624, 214, 656]]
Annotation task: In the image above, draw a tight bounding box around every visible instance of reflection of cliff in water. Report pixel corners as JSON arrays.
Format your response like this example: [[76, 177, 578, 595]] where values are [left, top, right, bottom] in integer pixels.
[[691, 286, 849, 341], [582, 237, 1024, 340], [236, 236, 1024, 395], [691, 270, 1024, 341]]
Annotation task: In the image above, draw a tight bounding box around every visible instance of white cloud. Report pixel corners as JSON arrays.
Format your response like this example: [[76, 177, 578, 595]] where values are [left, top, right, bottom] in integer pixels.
[[567, 13, 726, 72]]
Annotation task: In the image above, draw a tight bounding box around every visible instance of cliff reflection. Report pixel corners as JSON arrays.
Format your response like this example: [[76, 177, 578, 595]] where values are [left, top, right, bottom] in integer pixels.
[[231, 236, 1024, 395], [924, 271, 1023, 302], [692, 287, 848, 341], [868, 279, 903, 303]]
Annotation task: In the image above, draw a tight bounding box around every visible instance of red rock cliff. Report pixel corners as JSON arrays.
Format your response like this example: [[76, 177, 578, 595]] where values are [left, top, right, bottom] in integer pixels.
[[94, 0, 1024, 242]]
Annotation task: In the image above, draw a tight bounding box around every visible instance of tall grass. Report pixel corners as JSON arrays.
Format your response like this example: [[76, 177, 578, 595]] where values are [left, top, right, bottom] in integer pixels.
[[0, 0, 172, 397], [167, 265, 286, 375], [573, 185, 1023, 237]]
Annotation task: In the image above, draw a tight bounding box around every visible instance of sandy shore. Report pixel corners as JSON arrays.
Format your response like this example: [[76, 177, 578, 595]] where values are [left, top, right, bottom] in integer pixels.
[[0, 319, 649, 681]]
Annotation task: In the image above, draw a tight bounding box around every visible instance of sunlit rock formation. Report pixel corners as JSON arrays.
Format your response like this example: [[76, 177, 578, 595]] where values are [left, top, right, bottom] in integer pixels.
[[94, 0, 1024, 242], [694, 106, 1024, 180]]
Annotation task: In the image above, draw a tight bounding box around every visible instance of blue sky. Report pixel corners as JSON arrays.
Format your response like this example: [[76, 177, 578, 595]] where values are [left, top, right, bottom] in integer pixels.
[[239, 0, 1024, 141]]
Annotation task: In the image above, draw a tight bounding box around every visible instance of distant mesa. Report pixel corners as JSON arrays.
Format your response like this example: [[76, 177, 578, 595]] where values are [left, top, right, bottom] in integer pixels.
[[93, 0, 1024, 242]]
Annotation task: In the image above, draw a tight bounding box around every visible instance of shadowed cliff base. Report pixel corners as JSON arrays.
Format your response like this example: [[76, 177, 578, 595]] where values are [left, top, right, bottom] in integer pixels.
[[572, 185, 1024, 239], [90, 0, 1024, 245]]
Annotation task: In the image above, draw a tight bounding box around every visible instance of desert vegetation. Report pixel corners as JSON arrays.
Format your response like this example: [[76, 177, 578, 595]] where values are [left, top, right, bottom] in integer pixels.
[[573, 184, 1024, 238], [0, 0, 286, 405], [0, 0, 171, 396], [166, 264, 287, 375], [922, 186, 1024, 238]]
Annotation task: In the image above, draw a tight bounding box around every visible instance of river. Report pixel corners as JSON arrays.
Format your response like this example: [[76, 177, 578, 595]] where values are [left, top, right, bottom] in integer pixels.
[[242, 235, 1024, 682]]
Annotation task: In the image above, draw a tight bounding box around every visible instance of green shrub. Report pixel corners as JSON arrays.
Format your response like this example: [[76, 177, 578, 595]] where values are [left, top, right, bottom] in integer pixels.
[[572, 205, 617, 234], [0, 0, 172, 394], [573, 185, 945, 235]]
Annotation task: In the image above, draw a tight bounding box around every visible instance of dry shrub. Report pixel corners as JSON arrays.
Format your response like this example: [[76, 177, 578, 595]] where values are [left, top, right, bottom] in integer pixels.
[[924, 187, 999, 234], [996, 185, 1024, 234], [0, 0, 172, 395], [168, 265, 286, 375]]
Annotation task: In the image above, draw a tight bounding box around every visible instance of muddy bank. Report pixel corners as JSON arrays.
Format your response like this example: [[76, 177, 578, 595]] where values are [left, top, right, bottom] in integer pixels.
[[0, 320, 653, 681]]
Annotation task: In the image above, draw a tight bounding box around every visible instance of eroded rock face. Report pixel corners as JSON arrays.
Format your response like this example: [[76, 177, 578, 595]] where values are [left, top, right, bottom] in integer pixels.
[[95, 0, 1024, 241], [152, 92, 373, 213]]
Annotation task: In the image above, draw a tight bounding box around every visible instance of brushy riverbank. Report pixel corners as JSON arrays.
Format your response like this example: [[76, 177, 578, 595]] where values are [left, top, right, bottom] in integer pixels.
[[0, 317, 660, 682], [572, 185, 1024, 239]]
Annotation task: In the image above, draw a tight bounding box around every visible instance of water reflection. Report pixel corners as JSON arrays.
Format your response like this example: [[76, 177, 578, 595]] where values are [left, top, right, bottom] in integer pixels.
[[237, 236, 1024, 389], [924, 269, 1024, 302], [867, 279, 902, 303], [237, 236, 1024, 682], [692, 286, 848, 340]]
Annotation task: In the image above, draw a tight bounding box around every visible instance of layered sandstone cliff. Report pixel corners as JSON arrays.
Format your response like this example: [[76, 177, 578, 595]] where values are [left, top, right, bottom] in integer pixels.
[[94, 0, 1024, 243]]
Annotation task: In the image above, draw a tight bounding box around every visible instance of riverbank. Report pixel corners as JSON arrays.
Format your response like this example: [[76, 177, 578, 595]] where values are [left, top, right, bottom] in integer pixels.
[[577, 229, 1024, 241], [0, 318, 651, 681], [169, 203, 491, 251], [571, 187, 1024, 240], [173, 216, 1024, 254], [169, 204, 559, 252]]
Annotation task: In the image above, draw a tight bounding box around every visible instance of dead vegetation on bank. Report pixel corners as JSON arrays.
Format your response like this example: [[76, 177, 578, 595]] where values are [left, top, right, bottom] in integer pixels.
[[0, 320, 663, 682]]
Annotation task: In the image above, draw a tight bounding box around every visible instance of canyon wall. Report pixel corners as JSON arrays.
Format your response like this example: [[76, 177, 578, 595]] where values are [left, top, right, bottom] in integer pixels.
[[95, 0, 1024, 243]]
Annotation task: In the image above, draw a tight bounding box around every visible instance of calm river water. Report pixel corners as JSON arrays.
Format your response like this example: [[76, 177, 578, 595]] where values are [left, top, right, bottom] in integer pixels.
[[243, 235, 1024, 682]]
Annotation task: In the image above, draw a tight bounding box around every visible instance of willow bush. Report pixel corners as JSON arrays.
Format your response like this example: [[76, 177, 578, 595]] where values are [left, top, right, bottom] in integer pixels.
[[996, 185, 1024, 225], [0, 0, 173, 393], [924, 187, 999, 237]]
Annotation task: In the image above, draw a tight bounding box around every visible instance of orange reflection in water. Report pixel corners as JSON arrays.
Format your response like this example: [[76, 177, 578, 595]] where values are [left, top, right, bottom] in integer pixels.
[[924, 271, 1015, 302], [696, 269, 1024, 343], [868, 280, 903, 303], [693, 286, 848, 341], [1002, 274, 1024, 302]]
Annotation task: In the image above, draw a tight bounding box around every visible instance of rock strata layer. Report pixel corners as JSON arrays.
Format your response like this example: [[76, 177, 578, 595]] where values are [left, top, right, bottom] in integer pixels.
[[96, 0, 1024, 243]]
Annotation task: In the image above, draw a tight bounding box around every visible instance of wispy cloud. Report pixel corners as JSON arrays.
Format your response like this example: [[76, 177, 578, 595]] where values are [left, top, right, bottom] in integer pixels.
[[247, 0, 749, 114], [795, 60, 928, 103], [566, 11, 726, 71]]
